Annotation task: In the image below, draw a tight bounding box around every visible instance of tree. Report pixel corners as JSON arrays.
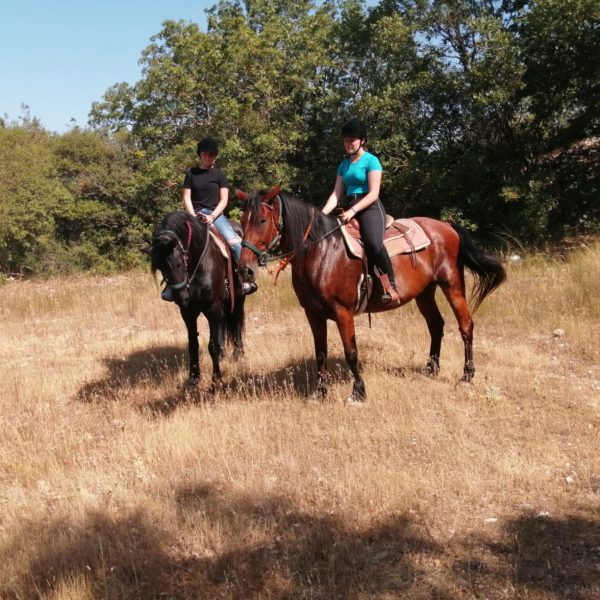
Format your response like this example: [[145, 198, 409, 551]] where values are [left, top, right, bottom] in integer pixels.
[[0, 124, 68, 274]]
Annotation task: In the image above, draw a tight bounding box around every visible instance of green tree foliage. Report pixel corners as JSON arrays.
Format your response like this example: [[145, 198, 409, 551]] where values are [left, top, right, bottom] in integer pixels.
[[1, 0, 597, 275], [0, 124, 68, 274], [0, 124, 151, 275]]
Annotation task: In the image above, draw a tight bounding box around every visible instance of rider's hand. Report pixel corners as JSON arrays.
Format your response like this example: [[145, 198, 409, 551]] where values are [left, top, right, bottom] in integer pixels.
[[341, 208, 356, 223]]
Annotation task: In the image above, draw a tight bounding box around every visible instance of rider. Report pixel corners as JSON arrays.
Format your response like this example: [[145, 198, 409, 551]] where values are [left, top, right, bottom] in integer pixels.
[[162, 137, 257, 301], [321, 119, 399, 305]]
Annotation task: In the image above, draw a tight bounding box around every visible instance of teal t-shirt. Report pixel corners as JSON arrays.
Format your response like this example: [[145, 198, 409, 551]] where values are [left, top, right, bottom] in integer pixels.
[[337, 151, 382, 195]]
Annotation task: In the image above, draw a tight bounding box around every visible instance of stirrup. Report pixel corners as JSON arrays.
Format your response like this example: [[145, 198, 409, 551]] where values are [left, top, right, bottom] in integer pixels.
[[161, 287, 174, 302], [377, 273, 399, 305]]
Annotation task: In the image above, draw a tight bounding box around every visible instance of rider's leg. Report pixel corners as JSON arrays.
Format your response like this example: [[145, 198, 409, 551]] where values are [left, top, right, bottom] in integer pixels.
[[206, 212, 257, 295], [356, 201, 398, 305], [374, 246, 399, 305]]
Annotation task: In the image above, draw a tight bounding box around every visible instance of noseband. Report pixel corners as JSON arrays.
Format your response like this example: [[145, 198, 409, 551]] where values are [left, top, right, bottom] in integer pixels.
[[241, 195, 284, 266]]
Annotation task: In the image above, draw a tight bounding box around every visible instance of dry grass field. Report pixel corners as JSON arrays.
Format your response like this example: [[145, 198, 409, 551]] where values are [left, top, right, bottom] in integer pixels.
[[1, 242, 599, 599]]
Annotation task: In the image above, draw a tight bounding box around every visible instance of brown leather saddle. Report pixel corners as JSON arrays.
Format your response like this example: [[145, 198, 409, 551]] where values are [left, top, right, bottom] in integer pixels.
[[341, 215, 431, 261], [340, 216, 431, 315]]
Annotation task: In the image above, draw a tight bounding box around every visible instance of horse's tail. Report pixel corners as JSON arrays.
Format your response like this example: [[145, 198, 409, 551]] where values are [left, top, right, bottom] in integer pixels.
[[224, 294, 245, 347], [452, 224, 507, 313]]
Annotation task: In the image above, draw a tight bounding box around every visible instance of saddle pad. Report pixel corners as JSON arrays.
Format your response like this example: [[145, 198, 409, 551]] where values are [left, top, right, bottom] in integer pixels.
[[341, 218, 431, 259], [209, 228, 230, 259]]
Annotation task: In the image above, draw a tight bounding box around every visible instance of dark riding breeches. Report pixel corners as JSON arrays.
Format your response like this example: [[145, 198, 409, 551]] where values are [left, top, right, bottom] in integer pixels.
[[352, 198, 394, 279]]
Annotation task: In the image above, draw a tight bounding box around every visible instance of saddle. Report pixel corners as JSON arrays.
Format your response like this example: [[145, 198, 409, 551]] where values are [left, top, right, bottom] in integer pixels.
[[208, 226, 236, 311], [340, 216, 431, 315], [341, 215, 431, 260]]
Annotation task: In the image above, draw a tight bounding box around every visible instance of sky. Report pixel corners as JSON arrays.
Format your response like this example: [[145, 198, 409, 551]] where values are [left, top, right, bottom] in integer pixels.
[[0, 0, 213, 132]]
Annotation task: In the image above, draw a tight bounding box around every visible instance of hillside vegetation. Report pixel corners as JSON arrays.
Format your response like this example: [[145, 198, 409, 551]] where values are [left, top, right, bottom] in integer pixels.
[[2, 0, 599, 276]]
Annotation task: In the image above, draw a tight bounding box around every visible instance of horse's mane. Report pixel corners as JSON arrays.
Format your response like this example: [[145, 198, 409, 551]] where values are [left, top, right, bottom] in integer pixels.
[[246, 190, 340, 256], [150, 211, 208, 272]]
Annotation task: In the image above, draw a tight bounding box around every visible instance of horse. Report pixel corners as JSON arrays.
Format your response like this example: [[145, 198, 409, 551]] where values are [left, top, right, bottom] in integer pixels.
[[236, 186, 506, 403], [146, 210, 246, 389]]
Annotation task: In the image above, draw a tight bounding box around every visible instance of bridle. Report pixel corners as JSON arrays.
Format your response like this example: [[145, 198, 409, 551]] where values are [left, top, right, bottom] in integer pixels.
[[241, 194, 344, 268], [241, 195, 284, 266], [158, 220, 207, 291]]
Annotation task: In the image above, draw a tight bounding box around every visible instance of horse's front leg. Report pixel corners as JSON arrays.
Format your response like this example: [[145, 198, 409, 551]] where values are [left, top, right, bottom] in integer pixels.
[[334, 308, 366, 404], [181, 309, 201, 388], [305, 310, 328, 399]]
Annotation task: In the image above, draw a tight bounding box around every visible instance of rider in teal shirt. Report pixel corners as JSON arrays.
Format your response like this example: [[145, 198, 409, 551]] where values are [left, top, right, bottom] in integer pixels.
[[322, 119, 399, 305]]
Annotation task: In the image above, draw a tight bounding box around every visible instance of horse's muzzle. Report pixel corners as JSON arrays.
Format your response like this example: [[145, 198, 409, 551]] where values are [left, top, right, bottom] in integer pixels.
[[242, 266, 256, 283]]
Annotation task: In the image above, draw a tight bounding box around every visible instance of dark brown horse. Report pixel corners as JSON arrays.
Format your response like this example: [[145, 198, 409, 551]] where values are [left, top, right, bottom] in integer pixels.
[[147, 211, 245, 389], [237, 187, 506, 403]]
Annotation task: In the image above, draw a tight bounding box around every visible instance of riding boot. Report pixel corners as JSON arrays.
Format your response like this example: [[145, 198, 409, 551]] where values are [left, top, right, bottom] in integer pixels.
[[375, 247, 399, 305], [378, 273, 399, 305]]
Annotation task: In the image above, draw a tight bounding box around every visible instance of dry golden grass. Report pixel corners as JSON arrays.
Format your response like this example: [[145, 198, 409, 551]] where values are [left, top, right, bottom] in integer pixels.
[[1, 243, 599, 599]]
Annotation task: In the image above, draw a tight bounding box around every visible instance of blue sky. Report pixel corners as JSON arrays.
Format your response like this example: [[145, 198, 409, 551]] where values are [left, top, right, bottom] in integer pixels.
[[0, 0, 212, 132]]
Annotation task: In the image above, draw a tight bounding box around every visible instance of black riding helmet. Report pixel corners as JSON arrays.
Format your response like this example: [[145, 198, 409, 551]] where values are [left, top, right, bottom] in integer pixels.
[[341, 118, 367, 141], [197, 137, 219, 155]]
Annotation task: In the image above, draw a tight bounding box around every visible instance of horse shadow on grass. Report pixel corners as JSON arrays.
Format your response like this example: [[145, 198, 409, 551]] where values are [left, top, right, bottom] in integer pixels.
[[141, 356, 353, 417], [74, 345, 187, 403], [74, 342, 352, 416], [3, 482, 599, 598]]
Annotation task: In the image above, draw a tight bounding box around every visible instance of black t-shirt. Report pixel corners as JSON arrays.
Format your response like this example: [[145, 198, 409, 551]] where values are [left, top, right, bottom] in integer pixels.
[[183, 166, 229, 211]]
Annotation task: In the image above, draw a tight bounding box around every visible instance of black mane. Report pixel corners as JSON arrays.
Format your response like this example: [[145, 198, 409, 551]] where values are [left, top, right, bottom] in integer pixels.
[[246, 190, 340, 256]]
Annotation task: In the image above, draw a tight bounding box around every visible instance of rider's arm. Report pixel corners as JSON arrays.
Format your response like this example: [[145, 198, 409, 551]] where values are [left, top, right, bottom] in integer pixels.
[[182, 188, 195, 216], [322, 175, 345, 215], [206, 187, 229, 224]]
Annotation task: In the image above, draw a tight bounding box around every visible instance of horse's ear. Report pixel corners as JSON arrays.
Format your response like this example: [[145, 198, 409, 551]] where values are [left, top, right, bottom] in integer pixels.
[[235, 189, 249, 203], [264, 184, 281, 204]]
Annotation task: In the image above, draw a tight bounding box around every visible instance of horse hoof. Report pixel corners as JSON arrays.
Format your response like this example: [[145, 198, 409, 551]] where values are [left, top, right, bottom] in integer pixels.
[[184, 377, 199, 389], [209, 379, 225, 395], [307, 389, 326, 403], [345, 396, 366, 407]]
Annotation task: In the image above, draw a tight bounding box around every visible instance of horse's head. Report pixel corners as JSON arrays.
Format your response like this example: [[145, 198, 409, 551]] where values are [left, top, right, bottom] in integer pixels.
[[150, 229, 191, 307], [236, 185, 282, 281]]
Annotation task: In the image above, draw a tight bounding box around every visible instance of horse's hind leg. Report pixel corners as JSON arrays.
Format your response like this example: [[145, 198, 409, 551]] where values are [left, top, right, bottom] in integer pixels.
[[415, 284, 444, 376], [440, 279, 475, 382], [231, 298, 245, 360], [206, 312, 224, 386]]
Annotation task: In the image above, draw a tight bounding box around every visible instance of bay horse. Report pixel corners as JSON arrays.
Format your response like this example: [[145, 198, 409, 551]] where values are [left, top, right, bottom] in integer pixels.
[[237, 187, 506, 403], [147, 211, 245, 389]]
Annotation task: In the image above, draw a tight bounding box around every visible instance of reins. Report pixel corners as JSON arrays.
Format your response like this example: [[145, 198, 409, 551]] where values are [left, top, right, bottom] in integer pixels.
[[243, 195, 344, 277], [160, 219, 209, 290]]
